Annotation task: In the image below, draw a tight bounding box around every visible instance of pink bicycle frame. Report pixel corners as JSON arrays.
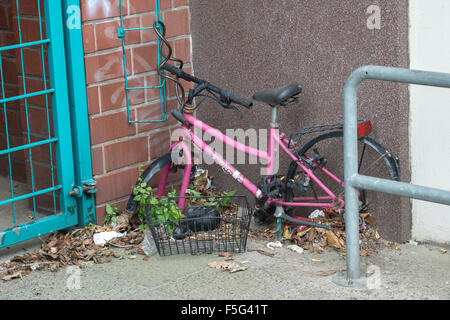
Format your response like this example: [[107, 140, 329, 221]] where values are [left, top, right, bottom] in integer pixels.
[[157, 113, 345, 211]]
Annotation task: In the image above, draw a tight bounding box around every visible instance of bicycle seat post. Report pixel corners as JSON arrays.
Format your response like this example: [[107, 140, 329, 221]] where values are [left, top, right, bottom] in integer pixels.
[[271, 106, 279, 128]]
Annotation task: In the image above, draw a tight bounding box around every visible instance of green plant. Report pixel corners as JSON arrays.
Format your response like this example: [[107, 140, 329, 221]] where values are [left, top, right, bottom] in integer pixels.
[[185, 188, 236, 212], [132, 178, 184, 233], [218, 190, 237, 208], [202, 190, 236, 211], [104, 204, 121, 224]]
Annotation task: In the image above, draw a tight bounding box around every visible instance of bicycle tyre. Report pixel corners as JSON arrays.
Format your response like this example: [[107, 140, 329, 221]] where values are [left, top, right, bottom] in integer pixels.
[[126, 152, 173, 214], [284, 130, 401, 215]]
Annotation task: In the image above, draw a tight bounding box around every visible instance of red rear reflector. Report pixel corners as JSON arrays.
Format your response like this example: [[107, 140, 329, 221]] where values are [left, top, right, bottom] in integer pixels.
[[358, 120, 372, 138]]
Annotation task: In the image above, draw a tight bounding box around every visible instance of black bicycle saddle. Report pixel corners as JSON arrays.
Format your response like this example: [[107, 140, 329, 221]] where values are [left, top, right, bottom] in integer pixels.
[[253, 82, 302, 106]]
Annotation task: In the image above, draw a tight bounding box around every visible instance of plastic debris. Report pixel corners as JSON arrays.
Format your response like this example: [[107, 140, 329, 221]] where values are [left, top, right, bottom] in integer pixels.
[[93, 231, 126, 247], [286, 244, 304, 254], [266, 241, 282, 250], [30, 263, 40, 271], [440, 248, 447, 254], [193, 167, 211, 190], [408, 240, 418, 246], [140, 228, 157, 256], [308, 209, 325, 219]]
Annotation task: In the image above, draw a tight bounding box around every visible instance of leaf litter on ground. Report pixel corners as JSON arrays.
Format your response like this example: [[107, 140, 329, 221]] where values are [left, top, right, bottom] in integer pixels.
[[0, 169, 237, 282], [0, 211, 144, 281], [249, 208, 396, 257]]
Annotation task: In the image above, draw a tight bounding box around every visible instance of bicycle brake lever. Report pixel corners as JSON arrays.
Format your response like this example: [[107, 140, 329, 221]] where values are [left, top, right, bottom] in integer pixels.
[[219, 100, 243, 119], [229, 105, 243, 119]]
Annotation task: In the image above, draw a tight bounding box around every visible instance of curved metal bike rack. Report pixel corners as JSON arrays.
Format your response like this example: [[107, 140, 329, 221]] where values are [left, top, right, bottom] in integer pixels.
[[333, 65, 450, 287]]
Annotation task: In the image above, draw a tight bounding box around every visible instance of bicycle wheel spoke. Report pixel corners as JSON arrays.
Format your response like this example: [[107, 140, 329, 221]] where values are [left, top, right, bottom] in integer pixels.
[[284, 131, 398, 216]]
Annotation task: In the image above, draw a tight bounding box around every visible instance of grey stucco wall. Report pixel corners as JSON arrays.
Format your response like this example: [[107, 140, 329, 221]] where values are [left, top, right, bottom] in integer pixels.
[[189, 0, 410, 242]]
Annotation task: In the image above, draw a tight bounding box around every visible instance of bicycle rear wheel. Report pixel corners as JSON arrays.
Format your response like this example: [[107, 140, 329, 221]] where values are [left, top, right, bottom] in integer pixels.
[[284, 130, 400, 217]]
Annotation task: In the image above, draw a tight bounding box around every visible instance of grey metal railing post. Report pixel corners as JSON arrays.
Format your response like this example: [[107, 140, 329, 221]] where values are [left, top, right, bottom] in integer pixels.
[[333, 65, 450, 287]]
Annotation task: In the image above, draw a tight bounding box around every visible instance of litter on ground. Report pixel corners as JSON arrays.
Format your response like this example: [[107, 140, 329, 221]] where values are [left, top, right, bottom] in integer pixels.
[[93, 231, 126, 247], [208, 261, 248, 273], [250, 207, 385, 257], [0, 211, 144, 281], [286, 244, 304, 254], [266, 241, 282, 250]]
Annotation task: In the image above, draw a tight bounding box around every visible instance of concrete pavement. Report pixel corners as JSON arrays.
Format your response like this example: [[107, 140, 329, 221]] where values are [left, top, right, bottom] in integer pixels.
[[0, 237, 449, 300]]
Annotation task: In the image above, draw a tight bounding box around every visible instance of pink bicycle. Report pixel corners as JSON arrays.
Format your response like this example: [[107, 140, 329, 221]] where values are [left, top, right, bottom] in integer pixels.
[[126, 22, 401, 230]]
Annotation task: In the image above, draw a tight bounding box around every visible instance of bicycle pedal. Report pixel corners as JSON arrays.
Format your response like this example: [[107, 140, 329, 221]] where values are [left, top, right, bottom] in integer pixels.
[[286, 179, 308, 192]]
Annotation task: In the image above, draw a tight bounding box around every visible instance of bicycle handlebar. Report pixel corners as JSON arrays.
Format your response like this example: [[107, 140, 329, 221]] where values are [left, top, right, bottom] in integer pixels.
[[161, 63, 253, 109], [161, 63, 202, 84]]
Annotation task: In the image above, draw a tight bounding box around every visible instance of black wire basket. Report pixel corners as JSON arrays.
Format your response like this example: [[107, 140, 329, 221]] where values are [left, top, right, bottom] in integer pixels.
[[145, 195, 253, 256]]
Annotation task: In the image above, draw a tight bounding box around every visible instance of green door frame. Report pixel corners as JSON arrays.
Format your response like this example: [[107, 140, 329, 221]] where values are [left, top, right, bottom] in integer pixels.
[[62, 0, 97, 227], [0, 0, 96, 247]]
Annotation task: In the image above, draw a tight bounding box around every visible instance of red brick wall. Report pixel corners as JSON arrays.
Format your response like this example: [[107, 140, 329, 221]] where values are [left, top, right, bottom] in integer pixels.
[[80, 0, 192, 223], [0, 0, 58, 213], [0, 0, 23, 182]]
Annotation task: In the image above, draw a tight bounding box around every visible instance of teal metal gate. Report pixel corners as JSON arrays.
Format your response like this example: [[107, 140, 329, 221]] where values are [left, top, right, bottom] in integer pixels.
[[0, 0, 95, 248]]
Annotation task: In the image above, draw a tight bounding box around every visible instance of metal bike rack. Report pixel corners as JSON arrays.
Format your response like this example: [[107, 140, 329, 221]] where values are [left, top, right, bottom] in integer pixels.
[[333, 65, 450, 287]]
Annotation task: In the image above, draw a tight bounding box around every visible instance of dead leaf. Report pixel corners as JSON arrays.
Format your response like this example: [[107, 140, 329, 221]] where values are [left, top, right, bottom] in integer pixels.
[[326, 230, 342, 248], [360, 213, 376, 226], [2, 271, 22, 281], [360, 249, 373, 257], [116, 214, 130, 226], [314, 269, 339, 277], [218, 252, 232, 258], [229, 264, 248, 273], [49, 263, 59, 272], [96, 256, 112, 264], [208, 261, 248, 273], [247, 248, 276, 257]]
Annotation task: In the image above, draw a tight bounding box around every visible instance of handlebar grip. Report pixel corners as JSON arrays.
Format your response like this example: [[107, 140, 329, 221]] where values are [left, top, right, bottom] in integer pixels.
[[161, 63, 181, 76], [161, 63, 201, 84], [228, 91, 253, 109], [162, 63, 253, 108]]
